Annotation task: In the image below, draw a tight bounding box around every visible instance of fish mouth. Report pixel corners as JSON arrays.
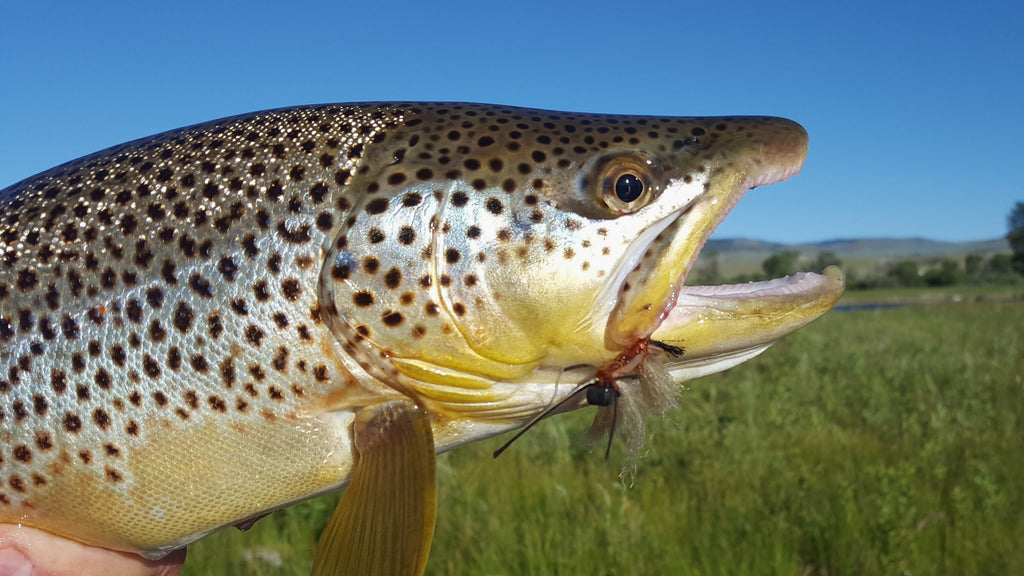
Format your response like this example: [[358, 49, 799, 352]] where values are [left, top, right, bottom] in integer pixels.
[[607, 118, 843, 371]]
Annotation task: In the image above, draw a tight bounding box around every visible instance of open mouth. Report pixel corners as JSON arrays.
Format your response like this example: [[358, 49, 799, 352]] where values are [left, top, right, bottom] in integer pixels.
[[608, 126, 844, 376], [647, 174, 845, 378]]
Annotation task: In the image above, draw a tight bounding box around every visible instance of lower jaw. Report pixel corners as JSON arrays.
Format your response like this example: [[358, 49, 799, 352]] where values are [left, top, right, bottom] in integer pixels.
[[648, 266, 845, 377]]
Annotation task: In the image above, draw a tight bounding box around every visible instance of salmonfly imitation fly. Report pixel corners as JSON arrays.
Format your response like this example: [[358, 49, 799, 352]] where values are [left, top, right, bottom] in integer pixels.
[[493, 339, 685, 460]]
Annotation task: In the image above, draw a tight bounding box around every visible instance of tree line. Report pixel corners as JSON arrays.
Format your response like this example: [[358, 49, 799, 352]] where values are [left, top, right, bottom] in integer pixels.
[[693, 249, 1020, 289], [693, 202, 1024, 289]]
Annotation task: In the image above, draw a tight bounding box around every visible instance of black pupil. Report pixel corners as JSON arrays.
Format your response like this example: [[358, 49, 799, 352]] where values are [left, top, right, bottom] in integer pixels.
[[615, 174, 644, 202]]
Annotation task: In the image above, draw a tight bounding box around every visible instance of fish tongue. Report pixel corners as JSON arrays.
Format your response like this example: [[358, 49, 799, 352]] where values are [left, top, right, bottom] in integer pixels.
[[312, 402, 437, 576]]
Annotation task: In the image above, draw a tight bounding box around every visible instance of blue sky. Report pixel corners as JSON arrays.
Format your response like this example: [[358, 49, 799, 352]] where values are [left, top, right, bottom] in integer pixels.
[[1, 0, 1020, 244]]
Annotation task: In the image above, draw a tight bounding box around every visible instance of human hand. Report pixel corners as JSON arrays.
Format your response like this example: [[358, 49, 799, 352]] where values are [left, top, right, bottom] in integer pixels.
[[0, 524, 185, 576]]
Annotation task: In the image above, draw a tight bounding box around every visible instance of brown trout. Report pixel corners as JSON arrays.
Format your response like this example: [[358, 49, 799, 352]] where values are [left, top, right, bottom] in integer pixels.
[[0, 103, 843, 573]]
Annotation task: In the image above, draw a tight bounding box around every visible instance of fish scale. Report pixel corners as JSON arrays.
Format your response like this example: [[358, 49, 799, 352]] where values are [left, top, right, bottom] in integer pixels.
[[0, 102, 828, 562], [0, 103, 401, 553]]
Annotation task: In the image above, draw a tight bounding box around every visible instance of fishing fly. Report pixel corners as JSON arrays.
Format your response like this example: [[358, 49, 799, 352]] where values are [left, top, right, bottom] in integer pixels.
[[493, 339, 683, 459]]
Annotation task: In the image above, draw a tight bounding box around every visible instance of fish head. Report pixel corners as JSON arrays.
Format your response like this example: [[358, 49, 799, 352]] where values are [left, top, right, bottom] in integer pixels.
[[319, 104, 841, 417]]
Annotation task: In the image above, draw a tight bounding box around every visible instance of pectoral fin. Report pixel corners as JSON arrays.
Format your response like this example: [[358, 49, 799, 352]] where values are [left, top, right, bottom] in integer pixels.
[[312, 402, 437, 576]]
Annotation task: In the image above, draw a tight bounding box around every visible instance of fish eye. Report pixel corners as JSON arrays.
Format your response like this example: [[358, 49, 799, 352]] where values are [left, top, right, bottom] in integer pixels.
[[598, 162, 655, 214], [596, 155, 658, 214], [615, 174, 644, 202]]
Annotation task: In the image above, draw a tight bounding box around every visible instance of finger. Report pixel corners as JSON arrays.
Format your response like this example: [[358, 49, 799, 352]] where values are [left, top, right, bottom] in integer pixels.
[[0, 524, 185, 576]]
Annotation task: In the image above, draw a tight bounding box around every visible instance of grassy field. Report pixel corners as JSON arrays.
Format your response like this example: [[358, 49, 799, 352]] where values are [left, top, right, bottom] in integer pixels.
[[183, 298, 1024, 575]]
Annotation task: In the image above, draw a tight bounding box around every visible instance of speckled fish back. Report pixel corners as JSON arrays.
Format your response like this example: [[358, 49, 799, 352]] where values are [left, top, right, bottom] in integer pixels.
[[0, 103, 407, 552]]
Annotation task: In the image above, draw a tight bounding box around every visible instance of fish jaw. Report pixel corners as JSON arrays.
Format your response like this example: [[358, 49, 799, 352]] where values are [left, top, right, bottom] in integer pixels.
[[428, 268, 845, 453], [605, 117, 810, 348], [651, 265, 845, 380]]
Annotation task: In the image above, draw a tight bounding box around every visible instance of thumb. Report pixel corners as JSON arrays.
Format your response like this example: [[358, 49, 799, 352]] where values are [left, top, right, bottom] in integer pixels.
[[0, 549, 32, 576], [0, 524, 185, 576]]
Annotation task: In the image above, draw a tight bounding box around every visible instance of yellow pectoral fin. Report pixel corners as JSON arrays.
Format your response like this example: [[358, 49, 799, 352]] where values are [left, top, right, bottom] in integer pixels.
[[312, 402, 437, 576]]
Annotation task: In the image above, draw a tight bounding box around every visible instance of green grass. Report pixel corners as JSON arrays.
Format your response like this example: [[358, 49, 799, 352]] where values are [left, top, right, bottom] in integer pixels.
[[184, 300, 1024, 575]]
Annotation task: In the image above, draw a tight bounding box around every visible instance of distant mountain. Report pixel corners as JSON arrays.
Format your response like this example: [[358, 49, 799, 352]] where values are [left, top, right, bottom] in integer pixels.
[[705, 237, 1010, 259], [699, 236, 1013, 277]]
